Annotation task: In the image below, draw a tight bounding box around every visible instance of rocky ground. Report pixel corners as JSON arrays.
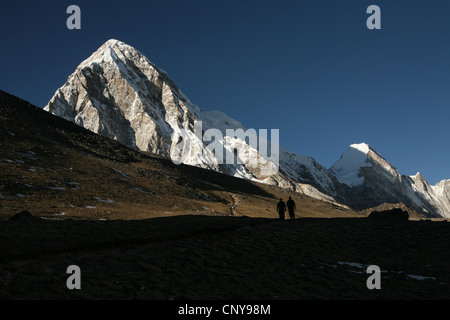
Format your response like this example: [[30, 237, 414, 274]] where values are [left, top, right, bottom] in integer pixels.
[[1, 215, 449, 299]]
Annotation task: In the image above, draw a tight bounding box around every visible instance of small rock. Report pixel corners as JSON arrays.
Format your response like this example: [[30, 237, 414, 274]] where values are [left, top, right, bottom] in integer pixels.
[[368, 208, 409, 220]]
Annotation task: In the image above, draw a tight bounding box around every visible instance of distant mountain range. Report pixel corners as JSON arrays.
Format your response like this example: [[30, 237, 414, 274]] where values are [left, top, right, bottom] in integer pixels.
[[44, 39, 450, 218]]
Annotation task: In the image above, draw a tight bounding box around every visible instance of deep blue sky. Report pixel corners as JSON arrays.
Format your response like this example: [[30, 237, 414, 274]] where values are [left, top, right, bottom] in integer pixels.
[[1, 0, 449, 184]]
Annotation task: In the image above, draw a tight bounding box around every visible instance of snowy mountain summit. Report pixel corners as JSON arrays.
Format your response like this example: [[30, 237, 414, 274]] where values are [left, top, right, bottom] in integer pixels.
[[331, 143, 372, 187], [330, 142, 400, 187], [330, 143, 449, 218], [44, 39, 449, 218]]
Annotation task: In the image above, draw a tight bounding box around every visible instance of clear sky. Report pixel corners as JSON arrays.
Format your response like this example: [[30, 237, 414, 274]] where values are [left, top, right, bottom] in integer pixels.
[[1, 0, 449, 184]]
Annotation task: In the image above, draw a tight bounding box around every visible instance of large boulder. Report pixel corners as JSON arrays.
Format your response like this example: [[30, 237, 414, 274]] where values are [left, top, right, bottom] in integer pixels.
[[368, 208, 409, 220], [9, 210, 34, 222]]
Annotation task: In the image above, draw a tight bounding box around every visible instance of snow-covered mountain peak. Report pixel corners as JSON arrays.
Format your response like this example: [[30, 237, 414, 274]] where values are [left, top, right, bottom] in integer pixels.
[[79, 39, 125, 66], [330, 143, 372, 187], [410, 172, 423, 180], [104, 38, 124, 46], [43, 39, 341, 203], [76, 39, 161, 78], [350, 142, 370, 154], [94, 39, 126, 52]]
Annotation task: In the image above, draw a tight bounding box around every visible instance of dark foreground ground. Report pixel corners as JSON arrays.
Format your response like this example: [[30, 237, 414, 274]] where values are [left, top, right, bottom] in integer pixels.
[[1, 215, 449, 300]]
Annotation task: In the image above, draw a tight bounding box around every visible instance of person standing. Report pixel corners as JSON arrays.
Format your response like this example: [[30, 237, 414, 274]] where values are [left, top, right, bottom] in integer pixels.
[[287, 196, 296, 220], [276, 198, 286, 220]]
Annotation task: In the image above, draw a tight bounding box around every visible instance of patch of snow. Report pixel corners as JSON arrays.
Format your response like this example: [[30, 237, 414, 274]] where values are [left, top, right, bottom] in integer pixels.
[[16, 151, 37, 160], [407, 274, 436, 281], [198, 192, 212, 201], [336, 261, 387, 273], [147, 189, 158, 195], [94, 197, 114, 203], [112, 168, 129, 177], [40, 217, 63, 221], [337, 261, 367, 269], [350, 143, 370, 154], [66, 182, 80, 189], [49, 186, 65, 190], [322, 263, 337, 268]]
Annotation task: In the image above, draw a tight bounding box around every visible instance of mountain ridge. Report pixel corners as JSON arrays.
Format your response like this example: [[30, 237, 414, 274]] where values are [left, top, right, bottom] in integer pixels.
[[0, 88, 359, 221], [44, 39, 449, 218]]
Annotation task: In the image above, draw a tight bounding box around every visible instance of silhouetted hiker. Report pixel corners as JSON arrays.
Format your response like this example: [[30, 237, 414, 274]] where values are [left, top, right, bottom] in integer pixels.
[[287, 196, 296, 220], [277, 198, 286, 220]]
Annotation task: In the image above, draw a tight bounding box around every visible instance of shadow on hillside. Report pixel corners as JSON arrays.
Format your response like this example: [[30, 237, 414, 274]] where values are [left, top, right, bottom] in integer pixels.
[[0, 215, 274, 261], [157, 158, 276, 198], [0, 90, 275, 199]]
